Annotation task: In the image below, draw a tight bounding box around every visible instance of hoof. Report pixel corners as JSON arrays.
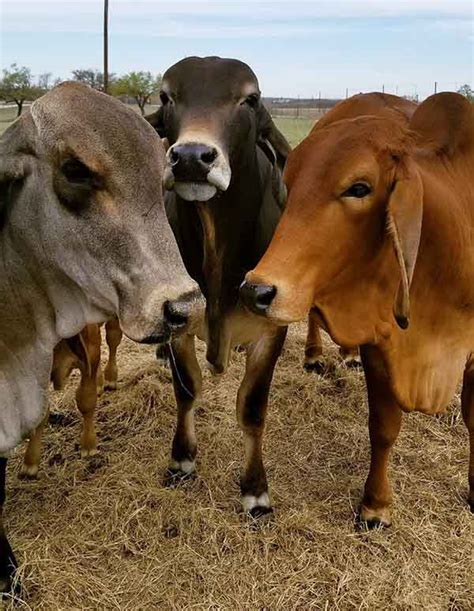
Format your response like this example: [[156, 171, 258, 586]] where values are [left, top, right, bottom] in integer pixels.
[[19, 463, 39, 479], [80, 446, 99, 459], [357, 504, 392, 529], [248, 505, 274, 519], [468, 496, 474, 513], [303, 358, 326, 375], [164, 459, 196, 487], [242, 492, 273, 517], [104, 381, 117, 391], [343, 357, 362, 369]]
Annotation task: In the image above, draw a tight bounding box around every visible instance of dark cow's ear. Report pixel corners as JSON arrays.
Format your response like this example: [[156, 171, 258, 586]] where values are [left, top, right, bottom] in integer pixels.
[[256, 102, 291, 172], [145, 106, 166, 138], [386, 157, 423, 329]]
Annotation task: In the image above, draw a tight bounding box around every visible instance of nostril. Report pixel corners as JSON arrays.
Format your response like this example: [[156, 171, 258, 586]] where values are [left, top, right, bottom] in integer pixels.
[[200, 148, 218, 165], [240, 281, 277, 314], [163, 300, 189, 328], [169, 149, 180, 166], [255, 285, 277, 308]]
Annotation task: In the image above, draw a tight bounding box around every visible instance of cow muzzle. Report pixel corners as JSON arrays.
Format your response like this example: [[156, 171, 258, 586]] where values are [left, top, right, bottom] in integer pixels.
[[163, 141, 231, 202], [239, 281, 277, 315], [122, 288, 205, 345]]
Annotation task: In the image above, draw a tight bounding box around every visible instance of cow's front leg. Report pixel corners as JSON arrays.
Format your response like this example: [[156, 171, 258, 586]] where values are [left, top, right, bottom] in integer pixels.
[[167, 334, 202, 480], [461, 362, 474, 511], [359, 346, 402, 527], [304, 311, 325, 373], [0, 457, 19, 596], [238, 327, 287, 516]]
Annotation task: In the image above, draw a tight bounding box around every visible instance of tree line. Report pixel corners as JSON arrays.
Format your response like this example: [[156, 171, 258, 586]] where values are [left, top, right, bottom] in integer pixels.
[[1, 63, 472, 119], [0, 64, 162, 117]]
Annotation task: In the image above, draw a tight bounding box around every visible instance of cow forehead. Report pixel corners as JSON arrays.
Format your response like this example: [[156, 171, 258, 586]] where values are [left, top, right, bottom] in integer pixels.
[[289, 116, 409, 181], [162, 56, 259, 100], [31, 81, 160, 167]]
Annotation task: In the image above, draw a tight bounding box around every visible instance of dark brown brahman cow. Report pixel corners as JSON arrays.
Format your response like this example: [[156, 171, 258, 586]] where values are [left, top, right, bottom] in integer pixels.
[[146, 56, 290, 516], [0, 82, 202, 594], [241, 92, 474, 526]]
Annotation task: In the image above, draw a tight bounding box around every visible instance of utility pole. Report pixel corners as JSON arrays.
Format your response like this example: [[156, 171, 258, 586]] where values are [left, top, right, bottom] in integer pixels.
[[345, 87, 348, 99], [382, 84, 385, 93], [434, 81, 437, 94], [103, 0, 109, 93]]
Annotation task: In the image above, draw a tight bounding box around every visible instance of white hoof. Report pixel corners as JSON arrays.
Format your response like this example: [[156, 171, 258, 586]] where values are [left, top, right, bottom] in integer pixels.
[[169, 458, 196, 475], [343, 354, 362, 368], [19, 463, 39, 479], [242, 492, 271, 513], [81, 447, 99, 459]]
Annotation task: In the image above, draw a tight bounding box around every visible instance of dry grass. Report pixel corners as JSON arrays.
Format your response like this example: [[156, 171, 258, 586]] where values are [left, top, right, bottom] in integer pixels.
[[4, 324, 473, 609]]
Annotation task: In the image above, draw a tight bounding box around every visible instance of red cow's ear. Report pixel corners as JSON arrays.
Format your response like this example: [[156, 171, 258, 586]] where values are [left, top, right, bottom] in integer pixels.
[[386, 158, 423, 329]]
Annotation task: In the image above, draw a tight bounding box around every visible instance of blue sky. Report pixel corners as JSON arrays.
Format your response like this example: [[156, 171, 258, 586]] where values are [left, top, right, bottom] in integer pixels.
[[1, 0, 472, 99]]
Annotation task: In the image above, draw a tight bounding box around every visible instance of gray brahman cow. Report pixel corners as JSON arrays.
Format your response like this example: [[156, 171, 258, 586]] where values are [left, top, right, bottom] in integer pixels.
[[0, 81, 202, 595]]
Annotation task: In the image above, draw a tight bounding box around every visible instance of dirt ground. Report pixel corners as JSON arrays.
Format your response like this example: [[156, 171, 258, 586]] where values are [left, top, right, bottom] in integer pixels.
[[3, 323, 472, 609]]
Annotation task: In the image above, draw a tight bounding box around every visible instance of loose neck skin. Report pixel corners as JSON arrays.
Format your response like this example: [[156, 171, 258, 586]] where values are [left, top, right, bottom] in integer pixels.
[[0, 230, 99, 454]]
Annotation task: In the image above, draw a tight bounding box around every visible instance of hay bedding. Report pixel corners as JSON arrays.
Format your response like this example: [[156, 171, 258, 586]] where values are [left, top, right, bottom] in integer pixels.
[[4, 324, 473, 609]]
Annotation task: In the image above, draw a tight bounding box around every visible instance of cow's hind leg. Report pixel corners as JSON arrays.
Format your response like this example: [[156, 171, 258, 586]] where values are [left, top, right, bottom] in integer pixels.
[[167, 334, 202, 482], [238, 327, 287, 516], [76, 327, 102, 458], [0, 457, 19, 596], [304, 312, 326, 373], [104, 318, 122, 391], [359, 346, 402, 527], [461, 362, 474, 511], [20, 409, 49, 479]]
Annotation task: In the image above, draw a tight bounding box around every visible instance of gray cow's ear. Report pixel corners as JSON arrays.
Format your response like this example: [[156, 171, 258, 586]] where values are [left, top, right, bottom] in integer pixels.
[[256, 102, 291, 172], [145, 106, 166, 138], [0, 156, 28, 229], [0, 121, 34, 228]]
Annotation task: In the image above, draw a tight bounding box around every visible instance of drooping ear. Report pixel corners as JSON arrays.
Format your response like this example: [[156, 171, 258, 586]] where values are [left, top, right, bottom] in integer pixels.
[[0, 120, 34, 229], [256, 102, 291, 172], [145, 106, 166, 138], [386, 158, 423, 329]]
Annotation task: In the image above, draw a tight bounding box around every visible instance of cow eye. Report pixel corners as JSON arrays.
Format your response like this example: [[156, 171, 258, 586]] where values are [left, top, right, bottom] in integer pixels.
[[342, 183, 372, 198], [160, 91, 170, 105], [242, 94, 259, 109], [61, 158, 95, 185]]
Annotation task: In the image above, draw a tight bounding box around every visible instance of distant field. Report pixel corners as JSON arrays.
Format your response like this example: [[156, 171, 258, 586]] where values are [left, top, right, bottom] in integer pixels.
[[273, 116, 314, 147], [0, 104, 314, 145], [0, 105, 21, 135]]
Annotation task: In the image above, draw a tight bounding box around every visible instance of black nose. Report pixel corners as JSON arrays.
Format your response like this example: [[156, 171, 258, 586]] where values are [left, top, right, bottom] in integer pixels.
[[163, 299, 190, 330], [169, 143, 218, 182], [239, 281, 277, 315]]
